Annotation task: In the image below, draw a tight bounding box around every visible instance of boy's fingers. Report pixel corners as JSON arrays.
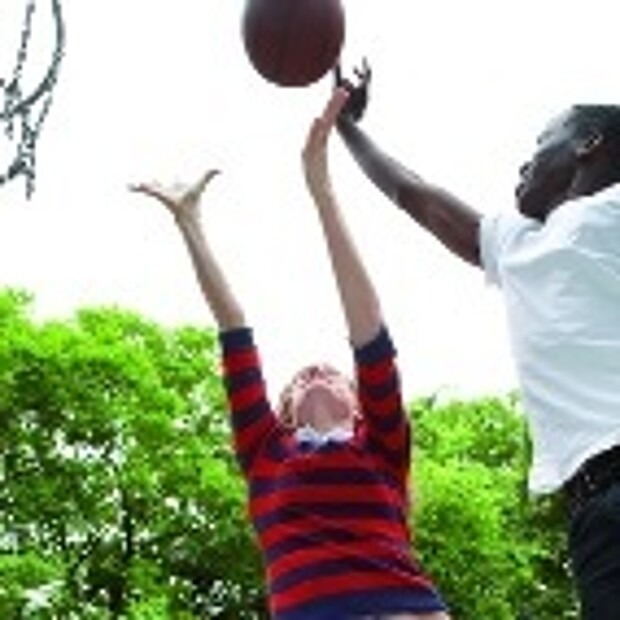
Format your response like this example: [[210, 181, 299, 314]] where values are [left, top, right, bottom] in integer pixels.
[[128, 183, 152, 196], [201, 169, 221, 184], [129, 182, 168, 203], [322, 88, 349, 127]]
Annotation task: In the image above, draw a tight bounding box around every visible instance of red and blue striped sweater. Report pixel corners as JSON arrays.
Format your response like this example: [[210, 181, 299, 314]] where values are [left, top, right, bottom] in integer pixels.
[[219, 326, 447, 620]]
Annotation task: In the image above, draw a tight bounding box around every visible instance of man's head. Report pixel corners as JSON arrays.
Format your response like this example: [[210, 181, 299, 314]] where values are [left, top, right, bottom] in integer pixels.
[[516, 104, 620, 221], [277, 363, 360, 435]]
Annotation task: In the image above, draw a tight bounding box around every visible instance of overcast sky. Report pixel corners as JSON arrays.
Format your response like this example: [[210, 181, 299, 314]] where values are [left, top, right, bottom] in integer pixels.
[[1, 0, 619, 401]]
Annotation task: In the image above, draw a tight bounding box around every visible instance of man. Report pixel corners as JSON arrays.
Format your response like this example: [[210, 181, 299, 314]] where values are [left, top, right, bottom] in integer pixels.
[[334, 62, 620, 620]]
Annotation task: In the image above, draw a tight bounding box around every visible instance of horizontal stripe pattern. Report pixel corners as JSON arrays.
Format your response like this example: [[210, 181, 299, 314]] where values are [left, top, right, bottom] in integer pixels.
[[355, 330, 412, 484], [219, 326, 445, 618], [219, 327, 279, 475], [276, 588, 446, 620], [260, 515, 408, 564]]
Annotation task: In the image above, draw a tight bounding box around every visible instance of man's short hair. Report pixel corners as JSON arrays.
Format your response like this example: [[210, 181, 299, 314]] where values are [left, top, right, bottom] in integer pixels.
[[571, 104, 620, 158]]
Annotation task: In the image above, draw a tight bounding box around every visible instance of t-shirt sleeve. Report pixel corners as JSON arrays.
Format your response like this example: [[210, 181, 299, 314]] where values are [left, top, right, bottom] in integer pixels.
[[219, 327, 278, 478], [479, 212, 534, 287], [353, 326, 411, 484], [479, 214, 505, 286]]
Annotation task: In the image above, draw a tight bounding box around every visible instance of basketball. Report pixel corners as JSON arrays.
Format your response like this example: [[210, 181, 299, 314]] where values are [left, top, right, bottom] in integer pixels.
[[242, 0, 345, 87]]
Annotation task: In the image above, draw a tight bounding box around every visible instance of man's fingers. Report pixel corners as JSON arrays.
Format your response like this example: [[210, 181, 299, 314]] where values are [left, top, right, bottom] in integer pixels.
[[362, 57, 371, 82], [354, 59, 371, 85], [334, 63, 343, 86]]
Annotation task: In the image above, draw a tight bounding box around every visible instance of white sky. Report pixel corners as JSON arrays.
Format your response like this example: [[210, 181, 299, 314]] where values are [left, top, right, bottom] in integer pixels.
[[1, 0, 619, 401]]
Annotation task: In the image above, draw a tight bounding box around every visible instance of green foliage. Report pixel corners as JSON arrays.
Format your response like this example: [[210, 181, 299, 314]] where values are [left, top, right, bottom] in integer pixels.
[[411, 396, 578, 619], [0, 289, 262, 618], [0, 289, 578, 618], [0, 552, 63, 618]]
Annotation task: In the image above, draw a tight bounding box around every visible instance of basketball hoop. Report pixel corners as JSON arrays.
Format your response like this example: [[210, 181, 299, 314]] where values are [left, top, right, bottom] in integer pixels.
[[0, 0, 65, 198]]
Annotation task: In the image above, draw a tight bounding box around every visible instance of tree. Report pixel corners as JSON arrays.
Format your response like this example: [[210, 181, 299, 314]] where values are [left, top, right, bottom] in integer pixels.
[[412, 395, 578, 619], [0, 289, 263, 618]]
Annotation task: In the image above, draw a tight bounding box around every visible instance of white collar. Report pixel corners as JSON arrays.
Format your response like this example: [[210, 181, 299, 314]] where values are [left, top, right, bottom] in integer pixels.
[[294, 424, 354, 446]]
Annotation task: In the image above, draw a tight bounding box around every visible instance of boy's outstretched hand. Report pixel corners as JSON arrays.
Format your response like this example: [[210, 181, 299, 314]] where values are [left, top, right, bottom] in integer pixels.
[[129, 169, 220, 221], [302, 88, 349, 196]]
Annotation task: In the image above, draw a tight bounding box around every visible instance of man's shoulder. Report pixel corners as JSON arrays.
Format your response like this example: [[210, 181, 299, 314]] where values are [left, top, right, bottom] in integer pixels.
[[480, 210, 540, 248], [557, 182, 620, 216], [549, 183, 620, 233]]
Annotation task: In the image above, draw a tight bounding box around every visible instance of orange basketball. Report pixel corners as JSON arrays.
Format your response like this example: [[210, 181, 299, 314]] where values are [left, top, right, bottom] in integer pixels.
[[242, 0, 345, 87]]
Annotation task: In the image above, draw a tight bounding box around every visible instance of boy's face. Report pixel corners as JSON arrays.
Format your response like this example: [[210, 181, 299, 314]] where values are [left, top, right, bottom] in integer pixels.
[[279, 365, 358, 434]]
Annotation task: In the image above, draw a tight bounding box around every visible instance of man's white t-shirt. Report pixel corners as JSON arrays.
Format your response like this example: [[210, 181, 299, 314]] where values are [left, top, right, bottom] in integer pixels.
[[480, 184, 620, 494]]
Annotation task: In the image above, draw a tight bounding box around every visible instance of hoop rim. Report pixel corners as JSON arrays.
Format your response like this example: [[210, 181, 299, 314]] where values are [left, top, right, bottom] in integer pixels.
[[0, 0, 65, 121]]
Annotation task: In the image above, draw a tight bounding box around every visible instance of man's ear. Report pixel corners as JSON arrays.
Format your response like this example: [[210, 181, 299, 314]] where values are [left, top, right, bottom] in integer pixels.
[[576, 130, 603, 159]]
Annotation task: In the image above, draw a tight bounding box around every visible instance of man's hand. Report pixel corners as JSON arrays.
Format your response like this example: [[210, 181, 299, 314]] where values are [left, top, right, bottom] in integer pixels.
[[333, 59, 371, 124], [129, 169, 220, 222]]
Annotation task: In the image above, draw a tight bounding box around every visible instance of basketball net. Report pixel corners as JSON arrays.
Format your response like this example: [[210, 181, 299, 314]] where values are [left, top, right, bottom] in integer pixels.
[[0, 0, 65, 198]]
